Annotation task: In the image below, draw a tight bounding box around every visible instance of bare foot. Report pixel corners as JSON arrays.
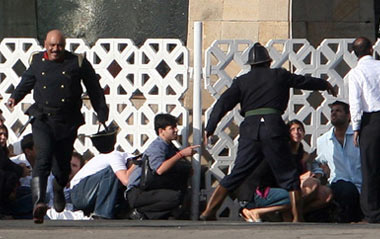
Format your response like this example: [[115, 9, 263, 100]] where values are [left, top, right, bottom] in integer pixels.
[[240, 208, 262, 222]]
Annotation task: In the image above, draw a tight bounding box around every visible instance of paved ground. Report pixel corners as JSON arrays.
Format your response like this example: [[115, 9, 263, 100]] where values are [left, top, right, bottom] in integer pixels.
[[1, 220, 380, 239]]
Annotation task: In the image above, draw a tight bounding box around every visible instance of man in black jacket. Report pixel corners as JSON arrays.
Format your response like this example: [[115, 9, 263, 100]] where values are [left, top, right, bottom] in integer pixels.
[[200, 43, 336, 222], [8, 29, 109, 223]]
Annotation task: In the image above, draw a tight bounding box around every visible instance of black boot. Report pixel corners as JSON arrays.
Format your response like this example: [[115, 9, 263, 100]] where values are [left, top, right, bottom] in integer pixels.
[[53, 178, 66, 212], [31, 177, 48, 224]]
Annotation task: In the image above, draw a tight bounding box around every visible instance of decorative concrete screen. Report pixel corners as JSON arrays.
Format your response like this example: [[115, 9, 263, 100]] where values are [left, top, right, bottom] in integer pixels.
[[0, 38, 189, 156], [203, 39, 380, 219]]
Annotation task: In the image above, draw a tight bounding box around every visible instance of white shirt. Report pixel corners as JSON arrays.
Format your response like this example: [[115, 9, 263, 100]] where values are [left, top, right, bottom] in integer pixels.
[[315, 125, 362, 192], [70, 150, 134, 189], [10, 154, 32, 187], [347, 55, 380, 130], [46, 208, 92, 220]]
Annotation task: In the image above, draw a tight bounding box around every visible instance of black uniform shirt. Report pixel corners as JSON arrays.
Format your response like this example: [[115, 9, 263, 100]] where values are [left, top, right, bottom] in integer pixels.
[[206, 67, 329, 137], [11, 51, 109, 125]]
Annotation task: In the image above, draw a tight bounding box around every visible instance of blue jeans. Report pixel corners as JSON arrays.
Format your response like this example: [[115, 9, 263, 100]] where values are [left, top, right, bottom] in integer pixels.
[[246, 187, 290, 209], [71, 167, 121, 219]]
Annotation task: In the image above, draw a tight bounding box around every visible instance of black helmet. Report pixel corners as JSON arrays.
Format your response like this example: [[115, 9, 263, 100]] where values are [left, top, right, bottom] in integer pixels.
[[246, 43, 272, 65], [89, 123, 118, 153]]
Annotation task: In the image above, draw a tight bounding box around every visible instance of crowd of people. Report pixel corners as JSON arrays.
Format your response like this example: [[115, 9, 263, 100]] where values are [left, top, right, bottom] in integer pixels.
[[0, 113, 198, 221], [199, 37, 380, 224], [0, 29, 379, 224]]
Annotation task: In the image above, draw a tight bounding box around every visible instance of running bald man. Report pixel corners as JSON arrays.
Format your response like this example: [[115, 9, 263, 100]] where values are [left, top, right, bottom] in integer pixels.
[[8, 29, 109, 223]]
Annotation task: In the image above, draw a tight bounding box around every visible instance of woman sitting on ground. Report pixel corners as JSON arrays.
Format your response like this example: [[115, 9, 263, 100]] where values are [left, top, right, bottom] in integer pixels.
[[287, 119, 333, 215], [238, 120, 332, 222], [237, 158, 292, 222]]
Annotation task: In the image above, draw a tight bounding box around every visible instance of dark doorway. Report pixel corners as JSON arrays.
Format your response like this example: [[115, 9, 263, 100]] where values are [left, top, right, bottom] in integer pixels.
[[375, 0, 380, 38]]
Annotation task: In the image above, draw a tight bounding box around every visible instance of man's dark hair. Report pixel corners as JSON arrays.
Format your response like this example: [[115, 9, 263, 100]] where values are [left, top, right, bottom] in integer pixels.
[[353, 37, 372, 58], [21, 133, 34, 152], [331, 100, 350, 114], [154, 113, 177, 135]]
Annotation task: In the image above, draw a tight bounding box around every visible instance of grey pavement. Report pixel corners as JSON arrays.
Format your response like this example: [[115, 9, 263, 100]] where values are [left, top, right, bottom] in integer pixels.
[[1, 220, 380, 239]]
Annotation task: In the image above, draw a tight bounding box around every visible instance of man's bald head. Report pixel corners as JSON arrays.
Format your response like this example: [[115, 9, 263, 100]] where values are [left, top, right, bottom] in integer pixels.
[[44, 29, 66, 61], [353, 37, 373, 58]]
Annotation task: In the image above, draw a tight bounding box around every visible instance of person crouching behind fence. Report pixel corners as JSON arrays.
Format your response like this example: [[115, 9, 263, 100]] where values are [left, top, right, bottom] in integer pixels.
[[70, 126, 137, 219], [125, 113, 199, 220]]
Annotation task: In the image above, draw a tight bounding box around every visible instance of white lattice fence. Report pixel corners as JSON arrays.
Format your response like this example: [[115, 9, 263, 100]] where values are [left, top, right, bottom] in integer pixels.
[[0, 39, 43, 148], [0, 38, 189, 156], [203, 39, 380, 219]]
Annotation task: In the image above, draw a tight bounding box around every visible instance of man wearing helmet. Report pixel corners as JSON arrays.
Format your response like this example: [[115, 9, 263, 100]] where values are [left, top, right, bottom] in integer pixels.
[[200, 43, 336, 222]]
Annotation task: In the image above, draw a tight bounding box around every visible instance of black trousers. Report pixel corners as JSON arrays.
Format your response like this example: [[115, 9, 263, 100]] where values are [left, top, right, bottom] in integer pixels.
[[32, 118, 77, 187], [0, 170, 19, 203], [331, 180, 362, 223], [360, 111, 380, 223], [220, 122, 300, 192], [126, 187, 181, 219]]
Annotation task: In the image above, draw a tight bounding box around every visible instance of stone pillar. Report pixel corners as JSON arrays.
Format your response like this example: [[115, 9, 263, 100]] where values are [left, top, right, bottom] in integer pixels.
[[186, 0, 290, 110]]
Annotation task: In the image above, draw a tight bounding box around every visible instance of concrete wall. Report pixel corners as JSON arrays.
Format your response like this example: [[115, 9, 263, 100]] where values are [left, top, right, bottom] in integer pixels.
[[292, 0, 375, 46], [185, 0, 293, 112], [36, 0, 189, 46], [0, 0, 37, 39], [186, 0, 376, 60], [1, 0, 375, 56], [187, 0, 290, 63], [185, 0, 376, 112], [0, 0, 379, 57]]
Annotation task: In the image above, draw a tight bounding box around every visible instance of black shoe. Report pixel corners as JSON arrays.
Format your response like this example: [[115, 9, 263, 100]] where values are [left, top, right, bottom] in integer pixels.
[[53, 179, 66, 212], [129, 209, 145, 220], [199, 213, 217, 221], [171, 205, 188, 220], [33, 203, 48, 224], [91, 214, 109, 220]]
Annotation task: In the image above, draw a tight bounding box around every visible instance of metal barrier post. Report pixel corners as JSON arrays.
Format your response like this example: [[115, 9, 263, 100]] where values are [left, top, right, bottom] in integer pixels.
[[191, 21, 203, 220]]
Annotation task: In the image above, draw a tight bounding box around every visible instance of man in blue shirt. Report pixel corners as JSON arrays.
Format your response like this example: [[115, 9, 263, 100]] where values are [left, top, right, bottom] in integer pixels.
[[126, 113, 199, 219], [314, 100, 362, 222]]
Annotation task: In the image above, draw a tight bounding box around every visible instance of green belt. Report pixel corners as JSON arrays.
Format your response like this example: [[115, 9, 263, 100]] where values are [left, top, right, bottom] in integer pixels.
[[245, 108, 281, 117]]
